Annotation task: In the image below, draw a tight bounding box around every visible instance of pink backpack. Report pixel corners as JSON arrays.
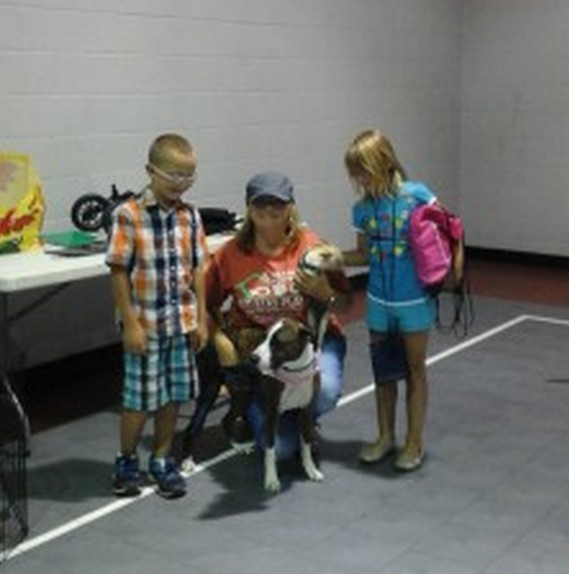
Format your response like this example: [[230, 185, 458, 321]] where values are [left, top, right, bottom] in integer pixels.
[[409, 202, 464, 292]]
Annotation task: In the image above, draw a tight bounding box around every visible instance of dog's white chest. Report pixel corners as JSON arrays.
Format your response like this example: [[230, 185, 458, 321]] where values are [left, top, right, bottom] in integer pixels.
[[253, 319, 317, 413], [277, 369, 315, 412]]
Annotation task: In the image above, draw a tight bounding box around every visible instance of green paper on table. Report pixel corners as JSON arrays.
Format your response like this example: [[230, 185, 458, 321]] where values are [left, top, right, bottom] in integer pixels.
[[42, 230, 107, 256], [42, 230, 99, 248]]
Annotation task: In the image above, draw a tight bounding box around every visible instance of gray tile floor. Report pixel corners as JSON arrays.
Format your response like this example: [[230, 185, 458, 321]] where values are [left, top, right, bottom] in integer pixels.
[[3, 295, 569, 573]]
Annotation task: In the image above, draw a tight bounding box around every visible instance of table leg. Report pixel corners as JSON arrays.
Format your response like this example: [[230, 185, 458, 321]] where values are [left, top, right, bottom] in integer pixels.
[[0, 293, 31, 452]]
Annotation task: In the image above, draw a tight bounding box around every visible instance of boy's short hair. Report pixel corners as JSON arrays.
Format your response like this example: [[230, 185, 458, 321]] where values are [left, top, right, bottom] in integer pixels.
[[148, 133, 195, 166]]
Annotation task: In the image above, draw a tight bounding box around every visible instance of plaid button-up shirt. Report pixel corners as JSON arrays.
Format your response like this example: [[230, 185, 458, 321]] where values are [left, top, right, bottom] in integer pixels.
[[106, 188, 207, 338]]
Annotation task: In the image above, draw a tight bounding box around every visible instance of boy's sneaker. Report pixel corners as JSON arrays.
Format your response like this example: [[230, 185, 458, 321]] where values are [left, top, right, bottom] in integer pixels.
[[148, 456, 187, 499], [113, 453, 141, 497]]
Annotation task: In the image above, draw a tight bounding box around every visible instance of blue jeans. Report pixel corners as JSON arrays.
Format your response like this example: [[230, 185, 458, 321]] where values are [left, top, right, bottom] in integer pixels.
[[247, 331, 347, 460]]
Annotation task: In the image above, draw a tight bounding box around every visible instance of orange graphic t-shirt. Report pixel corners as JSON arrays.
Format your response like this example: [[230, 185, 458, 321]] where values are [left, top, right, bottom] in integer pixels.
[[206, 228, 346, 335]]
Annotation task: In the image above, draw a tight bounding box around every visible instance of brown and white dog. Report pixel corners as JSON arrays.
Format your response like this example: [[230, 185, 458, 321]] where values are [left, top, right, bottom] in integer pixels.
[[298, 243, 344, 350], [251, 318, 323, 492]]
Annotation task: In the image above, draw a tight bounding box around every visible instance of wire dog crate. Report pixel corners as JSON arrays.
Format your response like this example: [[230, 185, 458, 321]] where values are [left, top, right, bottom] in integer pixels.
[[1, 377, 29, 562]]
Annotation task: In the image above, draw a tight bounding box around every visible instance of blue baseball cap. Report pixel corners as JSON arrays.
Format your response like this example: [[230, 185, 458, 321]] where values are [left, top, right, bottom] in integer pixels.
[[245, 172, 295, 204]]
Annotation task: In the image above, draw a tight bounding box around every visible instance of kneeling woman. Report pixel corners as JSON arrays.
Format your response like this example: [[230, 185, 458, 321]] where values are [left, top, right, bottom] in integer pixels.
[[206, 172, 350, 460]]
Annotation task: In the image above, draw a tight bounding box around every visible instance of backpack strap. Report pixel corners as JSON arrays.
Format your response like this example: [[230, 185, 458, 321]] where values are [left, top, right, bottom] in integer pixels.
[[434, 245, 475, 338]]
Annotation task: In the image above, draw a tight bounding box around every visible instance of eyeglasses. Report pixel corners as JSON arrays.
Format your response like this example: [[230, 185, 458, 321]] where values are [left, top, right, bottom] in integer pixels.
[[150, 164, 197, 187]]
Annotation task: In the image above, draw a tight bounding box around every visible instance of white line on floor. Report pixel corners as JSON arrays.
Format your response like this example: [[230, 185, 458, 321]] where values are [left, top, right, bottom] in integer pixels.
[[338, 314, 529, 408], [8, 313, 567, 560], [523, 314, 569, 327]]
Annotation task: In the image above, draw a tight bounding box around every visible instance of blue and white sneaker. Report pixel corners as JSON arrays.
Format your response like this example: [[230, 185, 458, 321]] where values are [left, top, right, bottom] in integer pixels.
[[113, 453, 141, 497], [148, 456, 187, 499]]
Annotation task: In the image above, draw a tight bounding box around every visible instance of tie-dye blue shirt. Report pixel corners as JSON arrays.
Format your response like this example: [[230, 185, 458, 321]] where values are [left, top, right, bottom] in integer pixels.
[[352, 181, 436, 303]]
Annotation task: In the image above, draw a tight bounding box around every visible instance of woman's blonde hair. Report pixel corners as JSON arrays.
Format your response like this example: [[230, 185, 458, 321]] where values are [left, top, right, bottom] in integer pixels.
[[235, 204, 303, 254], [344, 129, 408, 198]]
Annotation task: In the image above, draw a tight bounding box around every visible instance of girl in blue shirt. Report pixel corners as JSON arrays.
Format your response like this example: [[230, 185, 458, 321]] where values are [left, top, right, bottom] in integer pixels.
[[342, 129, 463, 472]]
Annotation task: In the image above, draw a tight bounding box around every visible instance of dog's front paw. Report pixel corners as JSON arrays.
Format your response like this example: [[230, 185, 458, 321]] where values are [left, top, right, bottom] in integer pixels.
[[305, 464, 324, 482], [264, 474, 281, 492], [264, 447, 281, 492], [300, 441, 324, 482]]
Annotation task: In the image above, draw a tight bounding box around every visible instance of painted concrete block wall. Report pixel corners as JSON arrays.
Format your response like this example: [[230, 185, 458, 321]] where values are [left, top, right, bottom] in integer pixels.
[[460, 0, 569, 255], [1, 0, 463, 365], [1, 0, 463, 252]]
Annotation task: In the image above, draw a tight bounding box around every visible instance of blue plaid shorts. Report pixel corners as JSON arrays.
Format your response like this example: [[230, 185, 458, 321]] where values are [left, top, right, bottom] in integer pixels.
[[122, 334, 199, 411]]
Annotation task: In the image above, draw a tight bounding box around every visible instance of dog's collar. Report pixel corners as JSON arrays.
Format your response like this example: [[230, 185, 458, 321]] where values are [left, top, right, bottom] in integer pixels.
[[259, 343, 317, 386], [274, 359, 316, 387]]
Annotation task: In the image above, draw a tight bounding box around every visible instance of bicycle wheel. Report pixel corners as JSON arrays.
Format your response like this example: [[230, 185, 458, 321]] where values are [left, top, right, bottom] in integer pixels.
[[70, 194, 108, 232]]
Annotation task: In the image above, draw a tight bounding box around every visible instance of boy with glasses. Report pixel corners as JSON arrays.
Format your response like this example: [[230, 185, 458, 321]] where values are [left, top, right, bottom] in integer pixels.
[[106, 133, 208, 498]]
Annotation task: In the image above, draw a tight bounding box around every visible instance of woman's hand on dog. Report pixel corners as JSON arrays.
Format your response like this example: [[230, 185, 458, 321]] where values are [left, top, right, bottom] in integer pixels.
[[294, 269, 334, 303]]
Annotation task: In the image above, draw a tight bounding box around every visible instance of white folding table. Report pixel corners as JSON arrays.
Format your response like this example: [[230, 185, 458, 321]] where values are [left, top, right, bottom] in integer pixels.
[[0, 233, 231, 437]]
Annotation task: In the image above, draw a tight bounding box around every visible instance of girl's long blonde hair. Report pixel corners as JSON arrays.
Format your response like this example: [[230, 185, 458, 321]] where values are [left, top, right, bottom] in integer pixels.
[[344, 129, 408, 198]]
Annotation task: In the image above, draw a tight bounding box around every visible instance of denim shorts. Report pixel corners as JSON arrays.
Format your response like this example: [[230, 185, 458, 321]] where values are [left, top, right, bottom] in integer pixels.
[[367, 294, 435, 333], [123, 334, 198, 411]]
